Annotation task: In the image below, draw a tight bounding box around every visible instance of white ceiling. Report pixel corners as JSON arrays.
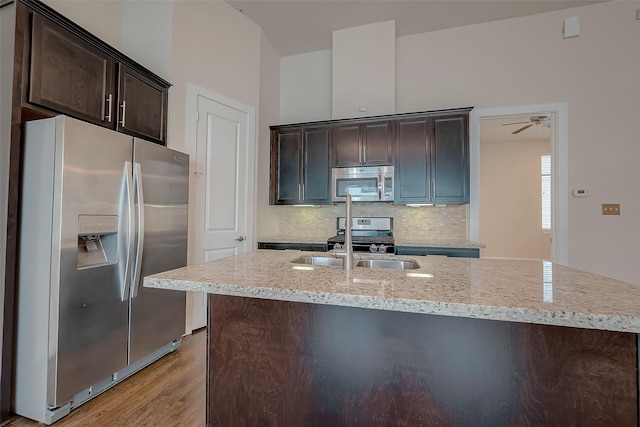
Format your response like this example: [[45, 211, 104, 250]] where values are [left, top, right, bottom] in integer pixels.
[[228, 0, 606, 56]]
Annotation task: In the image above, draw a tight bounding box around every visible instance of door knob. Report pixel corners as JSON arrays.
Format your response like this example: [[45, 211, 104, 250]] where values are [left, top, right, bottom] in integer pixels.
[[235, 236, 246, 242]]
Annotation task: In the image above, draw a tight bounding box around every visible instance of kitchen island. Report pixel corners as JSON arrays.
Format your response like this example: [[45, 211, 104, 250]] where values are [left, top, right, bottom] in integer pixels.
[[145, 250, 640, 426]]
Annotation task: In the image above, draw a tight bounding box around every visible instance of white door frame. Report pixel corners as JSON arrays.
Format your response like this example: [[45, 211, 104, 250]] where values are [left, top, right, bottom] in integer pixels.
[[184, 83, 257, 333], [469, 103, 568, 265]]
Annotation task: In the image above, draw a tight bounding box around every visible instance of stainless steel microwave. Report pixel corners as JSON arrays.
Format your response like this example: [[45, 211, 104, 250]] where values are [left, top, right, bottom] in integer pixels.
[[331, 166, 394, 202]]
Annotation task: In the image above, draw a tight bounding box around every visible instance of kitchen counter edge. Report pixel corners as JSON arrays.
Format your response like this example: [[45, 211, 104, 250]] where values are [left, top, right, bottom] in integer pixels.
[[145, 250, 640, 334]]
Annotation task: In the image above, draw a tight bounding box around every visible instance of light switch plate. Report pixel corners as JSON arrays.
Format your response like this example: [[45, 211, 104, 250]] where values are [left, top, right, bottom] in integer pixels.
[[602, 203, 620, 215]]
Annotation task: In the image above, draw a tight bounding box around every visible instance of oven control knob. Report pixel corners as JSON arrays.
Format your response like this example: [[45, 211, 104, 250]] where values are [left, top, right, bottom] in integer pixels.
[[378, 245, 387, 253], [369, 244, 378, 253], [333, 243, 343, 250]]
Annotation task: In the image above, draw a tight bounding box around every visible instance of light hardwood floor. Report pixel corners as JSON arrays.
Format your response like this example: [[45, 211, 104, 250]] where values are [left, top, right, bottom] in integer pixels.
[[6, 329, 206, 427]]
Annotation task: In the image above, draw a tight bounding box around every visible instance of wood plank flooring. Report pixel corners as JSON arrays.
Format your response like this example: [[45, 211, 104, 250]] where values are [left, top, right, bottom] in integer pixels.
[[5, 329, 206, 427]]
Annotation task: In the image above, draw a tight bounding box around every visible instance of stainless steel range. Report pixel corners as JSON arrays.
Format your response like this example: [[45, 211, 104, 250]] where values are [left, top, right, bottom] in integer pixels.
[[327, 217, 394, 254]]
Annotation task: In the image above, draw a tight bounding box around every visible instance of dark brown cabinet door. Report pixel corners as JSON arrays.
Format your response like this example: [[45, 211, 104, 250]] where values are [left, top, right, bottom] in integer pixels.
[[431, 115, 469, 203], [29, 13, 116, 128], [394, 114, 469, 204], [117, 64, 168, 143], [362, 121, 393, 165], [271, 127, 332, 205], [303, 127, 331, 203], [274, 129, 303, 204], [333, 121, 393, 167], [395, 119, 431, 202], [333, 124, 361, 166]]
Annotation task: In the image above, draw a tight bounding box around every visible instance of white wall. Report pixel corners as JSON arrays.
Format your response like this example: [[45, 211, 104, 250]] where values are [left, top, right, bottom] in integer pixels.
[[479, 138, 551, 260], [122, 1, 172, 81], [278, 1, 640, 284], [0, 0, 16, 383], [256, 31, 281, 239], [170, 0, 261, 152], [43, 1, 123, 49], [395, 1, 640, 283], [170, 1, 262, 258], [332, 21, 395, 119], [280, 50, 331, 124]]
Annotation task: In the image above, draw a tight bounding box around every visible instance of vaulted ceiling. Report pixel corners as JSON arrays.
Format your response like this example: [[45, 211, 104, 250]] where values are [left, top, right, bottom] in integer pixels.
[[228, 0, 607, 56]]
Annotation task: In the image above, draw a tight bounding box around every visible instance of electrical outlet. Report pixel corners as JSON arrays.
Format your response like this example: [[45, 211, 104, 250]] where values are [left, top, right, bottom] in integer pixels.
[[601, 203, 621, 215]]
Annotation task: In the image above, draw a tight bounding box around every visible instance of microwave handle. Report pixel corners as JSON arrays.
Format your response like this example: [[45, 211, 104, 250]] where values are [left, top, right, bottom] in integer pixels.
[[379, 174, 383, 200]]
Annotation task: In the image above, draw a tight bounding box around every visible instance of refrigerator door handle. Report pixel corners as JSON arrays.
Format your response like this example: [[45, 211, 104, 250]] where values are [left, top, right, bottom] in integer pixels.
[[131, 162, 145, 298], [119, 162, 135, 301]]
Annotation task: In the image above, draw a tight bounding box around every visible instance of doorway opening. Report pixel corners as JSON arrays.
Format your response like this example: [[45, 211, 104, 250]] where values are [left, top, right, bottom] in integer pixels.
[[469, 103, 568, 264], [478, 114, 552, 260]]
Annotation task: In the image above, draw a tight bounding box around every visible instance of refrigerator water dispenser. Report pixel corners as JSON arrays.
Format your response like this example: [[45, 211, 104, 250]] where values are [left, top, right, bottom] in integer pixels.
[[77, 215, 118, 268]]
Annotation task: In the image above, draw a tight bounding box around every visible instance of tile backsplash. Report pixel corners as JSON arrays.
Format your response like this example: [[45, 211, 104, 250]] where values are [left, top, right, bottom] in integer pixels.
[[272, 204, 468, 241]]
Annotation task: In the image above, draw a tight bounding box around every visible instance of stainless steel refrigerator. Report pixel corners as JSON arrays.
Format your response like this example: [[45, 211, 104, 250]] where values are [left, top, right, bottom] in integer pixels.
[[13, 115, 188, 424]]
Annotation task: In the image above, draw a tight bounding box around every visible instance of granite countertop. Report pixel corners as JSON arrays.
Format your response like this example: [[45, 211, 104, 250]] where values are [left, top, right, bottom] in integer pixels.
[[145, 250, 640, 333], [258, 236, 329, 244], [394, 238, 485, 249], [258, 236, 484, 249]]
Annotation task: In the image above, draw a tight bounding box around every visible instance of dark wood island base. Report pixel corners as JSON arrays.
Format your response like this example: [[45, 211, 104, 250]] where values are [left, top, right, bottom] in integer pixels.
[[207, 294, 638, 426]]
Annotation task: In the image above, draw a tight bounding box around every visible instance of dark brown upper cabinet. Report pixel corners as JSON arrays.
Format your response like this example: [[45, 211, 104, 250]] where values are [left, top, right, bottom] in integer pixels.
[[394, 112, 469, 204], [269, 107, 471, 206], [333, 121, 393, 167], [395, 118, 431, 202], [431, 115, 469, 203], [29, 13, 116, 127], [24, 1, 170, 144], [116, 64, 168, 143], [270, 126, 332, 205]]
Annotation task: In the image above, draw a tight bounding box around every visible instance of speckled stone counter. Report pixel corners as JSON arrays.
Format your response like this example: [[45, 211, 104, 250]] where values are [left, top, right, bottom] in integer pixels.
[[257, 235, 329, 245], [258, 236, 485, 249], [145, 249, 640, 333], [393, 238, 485, 249]]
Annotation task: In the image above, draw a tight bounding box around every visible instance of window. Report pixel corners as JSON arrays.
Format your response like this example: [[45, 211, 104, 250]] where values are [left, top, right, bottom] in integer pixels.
[[541, 154, 551, 231]]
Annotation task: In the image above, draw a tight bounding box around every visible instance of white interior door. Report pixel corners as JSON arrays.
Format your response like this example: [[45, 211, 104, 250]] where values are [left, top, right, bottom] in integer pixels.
[[189, 93, 254, 330]]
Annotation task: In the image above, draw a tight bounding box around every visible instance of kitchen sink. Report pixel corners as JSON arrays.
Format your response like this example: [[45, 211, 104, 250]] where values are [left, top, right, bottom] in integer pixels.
[[290, 256, 420, 270], [291, 256, 344, 267], [355, 259, 420, 270]]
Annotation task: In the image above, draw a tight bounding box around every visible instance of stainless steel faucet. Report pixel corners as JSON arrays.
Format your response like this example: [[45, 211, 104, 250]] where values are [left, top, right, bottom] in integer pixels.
[[334, 194, 354, 270]]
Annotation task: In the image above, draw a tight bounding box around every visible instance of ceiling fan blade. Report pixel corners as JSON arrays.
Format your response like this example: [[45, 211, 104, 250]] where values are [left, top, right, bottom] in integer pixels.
[[512, 123, 535, 134], [502, 121, 531, 126]]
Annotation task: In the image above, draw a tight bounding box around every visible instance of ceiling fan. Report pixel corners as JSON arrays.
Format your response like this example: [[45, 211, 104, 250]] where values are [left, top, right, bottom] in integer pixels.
[[501, 115, 551, 134]]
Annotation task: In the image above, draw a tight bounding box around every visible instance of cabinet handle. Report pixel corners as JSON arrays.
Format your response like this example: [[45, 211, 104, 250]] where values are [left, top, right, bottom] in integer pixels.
[[301, 183, 305, 200], [298, 183, 302, 200], [120, 100, 126, 127], [105, 94, 113, 122]]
